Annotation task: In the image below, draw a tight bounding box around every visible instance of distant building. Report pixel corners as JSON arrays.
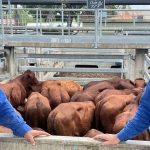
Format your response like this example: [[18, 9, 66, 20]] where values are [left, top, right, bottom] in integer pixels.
[[109, 11, 150, 21]]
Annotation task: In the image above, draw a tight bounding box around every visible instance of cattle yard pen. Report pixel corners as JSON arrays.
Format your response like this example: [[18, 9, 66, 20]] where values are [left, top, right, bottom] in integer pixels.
[[1, 1, 150, 149], [1, 6, 150, 81], [14, 47, 130, 84]]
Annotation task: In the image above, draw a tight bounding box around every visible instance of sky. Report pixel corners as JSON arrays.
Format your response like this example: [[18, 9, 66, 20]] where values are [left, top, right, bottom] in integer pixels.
[[131, 5, 150, 9]]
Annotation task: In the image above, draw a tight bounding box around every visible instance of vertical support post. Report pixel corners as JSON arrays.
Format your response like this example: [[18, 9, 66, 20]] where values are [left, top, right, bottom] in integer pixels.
[[144, 54, 148, 81], [61, 3, 64, 36], [124, 54, 132, 80], [5, 46, 16, 77], [68, 11, 71, 35], [39, 9, 42, 35], [135, 49, 148, 79], [121, 59, 124, 79], [77, 14, 80, 27], [36, 8, 39, 35], [0, 0, 4, 45], [8, 0, 13, 35], [94, 9, 99, 48], [99, 9, 102, 39]]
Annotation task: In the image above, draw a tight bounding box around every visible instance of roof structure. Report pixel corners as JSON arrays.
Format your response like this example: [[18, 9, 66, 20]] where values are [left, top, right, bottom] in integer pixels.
[[2, 0, 150, 5]]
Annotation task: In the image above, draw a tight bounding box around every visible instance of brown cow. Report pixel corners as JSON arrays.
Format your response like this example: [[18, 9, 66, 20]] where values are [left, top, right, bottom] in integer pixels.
[[41, 81, 70, 109], [74, 78, 135, 104], [71, 81, 114, 103], [40, 80, 82, 97], [24, 92, 51, 131], [94, 88, 143, 105], [0, 70, 39, 108], [83, 77, 135, 90], [95, 94, 136, 132], [31, 81, 43, 93], [47, 101, 95, 136], [13, 70, 39, 97], [112, 100, 138, 133], [56, 80, 83, 97], [134, 78, 146, 88], [0, 83, 23, 107], [112, 99, 150, 140]]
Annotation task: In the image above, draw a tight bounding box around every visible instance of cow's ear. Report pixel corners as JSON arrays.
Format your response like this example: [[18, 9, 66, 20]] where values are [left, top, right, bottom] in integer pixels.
[[23, 69, 31, 74], [130, 80, 135, 86]]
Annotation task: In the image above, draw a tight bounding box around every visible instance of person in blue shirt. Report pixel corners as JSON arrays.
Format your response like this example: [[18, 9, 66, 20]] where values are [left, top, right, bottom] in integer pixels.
[[0, 89, 50, 145], [93, 80, 150, 145]]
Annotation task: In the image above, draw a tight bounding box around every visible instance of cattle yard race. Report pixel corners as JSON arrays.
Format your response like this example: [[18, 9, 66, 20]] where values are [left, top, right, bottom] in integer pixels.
[[1, 0, 150, 150]]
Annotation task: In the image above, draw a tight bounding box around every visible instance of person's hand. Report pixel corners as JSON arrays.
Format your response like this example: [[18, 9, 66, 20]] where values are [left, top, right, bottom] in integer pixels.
[[24, 130, 50, 145], [93, 134, 120, 145]]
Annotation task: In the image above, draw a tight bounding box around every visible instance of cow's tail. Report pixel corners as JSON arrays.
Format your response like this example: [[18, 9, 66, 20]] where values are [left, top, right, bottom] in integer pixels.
[[95, 101, 103, 131], [36, 101, 47, 131], [47, 112, 56, 135]]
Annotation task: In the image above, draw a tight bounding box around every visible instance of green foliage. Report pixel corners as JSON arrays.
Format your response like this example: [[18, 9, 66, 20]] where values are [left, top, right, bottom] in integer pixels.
[[18, 4, 130, 25], [17, 9, 35, 25]]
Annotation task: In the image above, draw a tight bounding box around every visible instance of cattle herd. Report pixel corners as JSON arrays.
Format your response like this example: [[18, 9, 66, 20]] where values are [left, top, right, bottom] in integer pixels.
[[0, 70, 149, 141]]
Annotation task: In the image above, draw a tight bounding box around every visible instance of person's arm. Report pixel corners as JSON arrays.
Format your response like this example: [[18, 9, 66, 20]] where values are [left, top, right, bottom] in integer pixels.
[[0, 89, 50, 145], [117, 80, 150, 141], [0, 89, 32, 136], [94, 80, 150, 145]]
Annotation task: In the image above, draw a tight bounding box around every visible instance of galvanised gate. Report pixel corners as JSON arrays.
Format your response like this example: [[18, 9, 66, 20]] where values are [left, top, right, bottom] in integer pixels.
[[0, 0, 150, 82]]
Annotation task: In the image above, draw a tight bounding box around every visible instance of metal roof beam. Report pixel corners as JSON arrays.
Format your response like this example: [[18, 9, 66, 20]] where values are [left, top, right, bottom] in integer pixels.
[[2, 0, 150, 5]]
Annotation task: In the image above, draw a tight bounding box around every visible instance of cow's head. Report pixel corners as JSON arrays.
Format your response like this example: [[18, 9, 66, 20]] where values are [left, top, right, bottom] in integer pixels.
[[22, 70, 39, 85]]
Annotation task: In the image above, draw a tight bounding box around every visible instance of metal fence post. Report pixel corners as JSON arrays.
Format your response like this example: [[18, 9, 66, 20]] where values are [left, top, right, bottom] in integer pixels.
[[94, 9, 99, 48], [99, 9, 102, 39], [61, 9, 64, 36], [36, 8, 39, 35], [39, 10, 42, 35], [0, 0, 4, 46], [8, 0, 13, 35]]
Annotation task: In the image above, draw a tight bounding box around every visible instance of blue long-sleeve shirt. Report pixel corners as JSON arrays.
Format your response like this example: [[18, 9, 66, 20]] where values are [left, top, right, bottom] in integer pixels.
[[117, 80, 150, 141], [0, 89, 32, 137]]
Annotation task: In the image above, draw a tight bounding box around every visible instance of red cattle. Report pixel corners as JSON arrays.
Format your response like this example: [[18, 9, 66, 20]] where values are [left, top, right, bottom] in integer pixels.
[[71, 81, 114, 103], [0, 70, 39, 108], [13, 70, 39, 97], [134, 78, 146, 88], [74, 78, 135, 104], [47, 101, 95, 136], [0, 83, 23, 107], [24, 92, 51, 131], [31, 81, 43, 93], [94, 88, 143, 105], [41, 83, 70, 109], [95, 94, 136, 132], [112, 100, 138, 133], [56, 80, 83, 97], [83, 77, 135, 90], [113, 99, 150, 140]]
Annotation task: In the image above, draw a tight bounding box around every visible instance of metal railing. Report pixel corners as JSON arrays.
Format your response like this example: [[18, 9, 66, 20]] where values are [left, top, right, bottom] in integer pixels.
[[15, 48, 130, 83], [144, 54, 150, 81], [0, 5, 148, 81], [1, 6, 150, 47], [0, 0, 4, 46]]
